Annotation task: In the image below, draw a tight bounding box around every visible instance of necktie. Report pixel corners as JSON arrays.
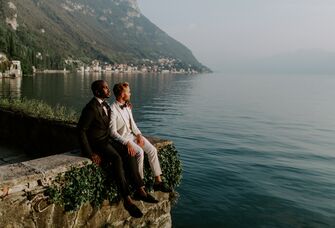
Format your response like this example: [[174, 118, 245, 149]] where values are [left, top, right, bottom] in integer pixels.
[[102, 101, 111, 117]]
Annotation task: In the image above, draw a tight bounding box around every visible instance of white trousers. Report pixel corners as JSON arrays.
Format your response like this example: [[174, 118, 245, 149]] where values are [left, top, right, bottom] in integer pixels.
[[128, 134, 162, 179]]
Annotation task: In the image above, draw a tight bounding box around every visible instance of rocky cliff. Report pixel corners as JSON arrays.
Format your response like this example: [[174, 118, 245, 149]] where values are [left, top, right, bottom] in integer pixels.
[[0, 0, 209, 72]]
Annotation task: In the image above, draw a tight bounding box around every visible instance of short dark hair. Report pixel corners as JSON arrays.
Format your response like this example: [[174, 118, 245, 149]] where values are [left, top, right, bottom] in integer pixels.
[[91, 80, 105, 97], [113, 82, 129, 98]]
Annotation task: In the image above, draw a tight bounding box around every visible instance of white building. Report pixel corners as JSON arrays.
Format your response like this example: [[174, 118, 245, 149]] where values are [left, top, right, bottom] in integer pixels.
[[105, 64, 113, 72], [91, 60, 101, 72], [9, 60, 22, 78]]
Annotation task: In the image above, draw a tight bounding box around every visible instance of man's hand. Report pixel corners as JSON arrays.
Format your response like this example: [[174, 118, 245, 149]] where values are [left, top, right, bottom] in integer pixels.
[[91, 153, 101, 166], [136, 134, 144, 148], [127, 141, 137, 156]]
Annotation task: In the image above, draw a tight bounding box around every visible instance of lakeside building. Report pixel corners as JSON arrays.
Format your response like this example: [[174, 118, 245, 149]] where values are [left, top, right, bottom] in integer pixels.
[[105, 64, 113, 72], [9, 61, 22, 78], [0, 53, 22, 78], [91, 60, 101, 72]]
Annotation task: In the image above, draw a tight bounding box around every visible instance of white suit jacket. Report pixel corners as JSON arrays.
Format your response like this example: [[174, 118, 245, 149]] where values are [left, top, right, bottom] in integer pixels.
[[110, 101, 141, 145]]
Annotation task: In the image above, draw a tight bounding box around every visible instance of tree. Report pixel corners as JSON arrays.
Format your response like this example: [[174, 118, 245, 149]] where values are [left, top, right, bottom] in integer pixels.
[[0, 26, 7, 52], [7, 31, 15, 58]]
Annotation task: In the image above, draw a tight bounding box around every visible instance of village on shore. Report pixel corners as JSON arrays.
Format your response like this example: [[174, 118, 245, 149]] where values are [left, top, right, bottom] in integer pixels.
[[72, 58, 199, 75], [0, 51, 200, 79]]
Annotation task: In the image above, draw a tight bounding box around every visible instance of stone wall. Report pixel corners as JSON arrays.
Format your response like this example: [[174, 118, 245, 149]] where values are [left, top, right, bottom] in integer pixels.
[[0, 146, 174, 227], [0, 108, 78, 156]]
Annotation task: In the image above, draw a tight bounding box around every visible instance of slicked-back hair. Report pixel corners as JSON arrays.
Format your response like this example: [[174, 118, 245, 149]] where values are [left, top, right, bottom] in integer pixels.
[[91, 80, 105, 97], [113, 82, 129, 98]]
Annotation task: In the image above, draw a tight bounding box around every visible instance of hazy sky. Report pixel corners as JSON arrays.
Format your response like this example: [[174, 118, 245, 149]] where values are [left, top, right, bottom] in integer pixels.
[[138, 0, 335, 70]]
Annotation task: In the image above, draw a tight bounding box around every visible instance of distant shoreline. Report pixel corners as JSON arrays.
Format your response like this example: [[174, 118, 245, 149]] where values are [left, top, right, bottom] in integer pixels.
[[33, 70, 203, 75], [35, 70, 70, 74]]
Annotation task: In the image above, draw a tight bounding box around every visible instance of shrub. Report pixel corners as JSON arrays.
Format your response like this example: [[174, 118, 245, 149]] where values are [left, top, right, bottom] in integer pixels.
[[0, 98, 78, 123]]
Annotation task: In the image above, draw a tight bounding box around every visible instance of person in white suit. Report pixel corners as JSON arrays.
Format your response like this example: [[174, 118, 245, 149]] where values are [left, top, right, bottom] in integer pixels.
[[109, 82, 172, 192]]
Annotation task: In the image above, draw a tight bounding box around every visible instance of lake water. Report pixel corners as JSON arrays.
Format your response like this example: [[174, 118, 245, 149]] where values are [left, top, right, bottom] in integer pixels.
[[1, 72, 335, 227]]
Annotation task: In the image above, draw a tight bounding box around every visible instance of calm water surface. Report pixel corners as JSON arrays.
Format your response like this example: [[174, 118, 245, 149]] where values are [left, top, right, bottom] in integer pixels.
[[1, 72, 335, 227]]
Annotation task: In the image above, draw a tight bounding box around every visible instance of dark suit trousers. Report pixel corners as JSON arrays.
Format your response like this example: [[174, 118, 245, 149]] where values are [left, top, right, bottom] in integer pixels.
[[95, 141, 143, 198]]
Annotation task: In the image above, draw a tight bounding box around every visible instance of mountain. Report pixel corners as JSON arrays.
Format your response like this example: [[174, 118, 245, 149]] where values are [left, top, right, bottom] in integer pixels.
[[253, 50, 335, 74], [0, 0, 210, 73]]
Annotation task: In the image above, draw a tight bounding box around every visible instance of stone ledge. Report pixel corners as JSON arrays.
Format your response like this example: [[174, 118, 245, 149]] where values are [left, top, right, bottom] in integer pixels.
[[0, 138, 172, 197], [0, 151, 90, 196]]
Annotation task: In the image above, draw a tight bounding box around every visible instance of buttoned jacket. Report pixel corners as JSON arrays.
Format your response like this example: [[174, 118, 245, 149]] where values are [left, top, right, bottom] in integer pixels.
[[110, 101, 141, 145], [77, 98, 111, 157]]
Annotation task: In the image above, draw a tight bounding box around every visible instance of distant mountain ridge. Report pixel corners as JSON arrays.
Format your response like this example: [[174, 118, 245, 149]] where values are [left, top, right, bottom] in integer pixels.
[[220, 49, 335, 74], [0, 0, 210, 73]]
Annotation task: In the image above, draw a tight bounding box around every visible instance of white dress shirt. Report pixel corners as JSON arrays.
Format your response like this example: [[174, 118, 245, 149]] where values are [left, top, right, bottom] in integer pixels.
[[95, 97, 108, 116]]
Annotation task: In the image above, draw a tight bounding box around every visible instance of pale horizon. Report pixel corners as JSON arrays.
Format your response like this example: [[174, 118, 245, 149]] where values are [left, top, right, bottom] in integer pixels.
[[138, 0, 335, 72]]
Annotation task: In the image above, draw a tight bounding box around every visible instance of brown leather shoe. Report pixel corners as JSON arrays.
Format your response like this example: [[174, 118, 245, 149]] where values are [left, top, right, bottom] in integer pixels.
[[134, 192, 159, 203]]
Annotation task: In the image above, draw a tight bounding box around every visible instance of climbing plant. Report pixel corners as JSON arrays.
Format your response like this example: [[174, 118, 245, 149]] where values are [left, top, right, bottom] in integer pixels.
[[46, 144, 182, 212]]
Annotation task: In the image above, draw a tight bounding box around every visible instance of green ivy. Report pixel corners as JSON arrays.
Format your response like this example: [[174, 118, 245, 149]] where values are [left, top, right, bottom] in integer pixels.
[[46, 144, 182, 212], [46, 162, 119, 212], [143, 144, 183, 191]]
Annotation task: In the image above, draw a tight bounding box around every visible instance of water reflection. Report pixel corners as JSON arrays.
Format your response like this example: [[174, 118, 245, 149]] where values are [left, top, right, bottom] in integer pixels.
[[8, 73, 193, 113], [0, 77, 22, 98]]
